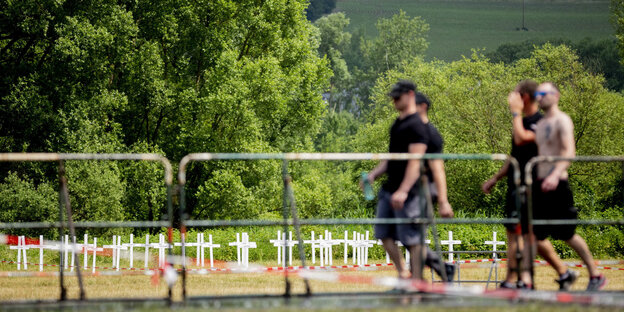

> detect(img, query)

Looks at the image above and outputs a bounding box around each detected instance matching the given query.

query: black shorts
[532,180,577,241]
[374,189,428,246]
[504,187,528,233]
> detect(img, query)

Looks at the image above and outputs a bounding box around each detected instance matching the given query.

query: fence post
[58,160,86,300]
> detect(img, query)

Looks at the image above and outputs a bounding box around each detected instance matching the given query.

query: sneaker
[499,281,516,289]
[444,263,455,283]
[586,274,607,291]
[556,270,579,291]
[516,280,533,290]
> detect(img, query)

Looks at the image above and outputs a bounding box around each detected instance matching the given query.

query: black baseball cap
[388,80,416,99]
[415,92,431,106]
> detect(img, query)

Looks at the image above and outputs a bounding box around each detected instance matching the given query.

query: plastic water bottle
[360,171,374,201]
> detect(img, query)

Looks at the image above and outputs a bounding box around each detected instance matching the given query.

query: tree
[361,10,429,73]
[486,38,624,91]
[306,0,337,21]
[359,44,624,218]
[0,0,332,225]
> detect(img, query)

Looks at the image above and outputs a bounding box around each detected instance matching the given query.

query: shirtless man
[532,82,606,291]
[483,80,576,290]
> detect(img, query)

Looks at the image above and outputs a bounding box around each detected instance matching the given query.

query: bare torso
[534,111,574,180]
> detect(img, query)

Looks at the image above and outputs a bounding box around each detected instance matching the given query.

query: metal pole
[281,160,291,299]
[57,175,67,301]
[179,184,187,301]
[166,183,174,304]
[285,167,312,296]
[421,173,446,282]
[58,160,86,300]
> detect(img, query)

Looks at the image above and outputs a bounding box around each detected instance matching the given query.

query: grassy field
[335,0,614,61]
[0,260,622,302]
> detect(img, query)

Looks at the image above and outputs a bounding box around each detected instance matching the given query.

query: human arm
[542,116,575,192]
[509,92,536,146]
[482,160,510,194]
[391,143,427,210]
[360,160,387,191]
[428,159,454,218]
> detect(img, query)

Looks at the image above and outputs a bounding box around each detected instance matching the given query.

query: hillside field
[335,0,614,61]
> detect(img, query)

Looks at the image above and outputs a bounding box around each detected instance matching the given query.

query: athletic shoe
[516,280,533,290]
[556,270,579,291]
[499,281,516,289]
[444,263,455,283]
[586,274,607,291]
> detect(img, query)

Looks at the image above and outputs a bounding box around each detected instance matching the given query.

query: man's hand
[508,91,523,115]
[359,174,375,191]
[481,178,497,194]
[438,201,454,218]
[391,190,408,210]
[541,174,560,192]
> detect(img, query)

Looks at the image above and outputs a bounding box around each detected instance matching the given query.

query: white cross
[69,236,84,272]
[270,231,298,266]
[28,235,59,272]
[103,235,128,271]
[228,232,256,268]
[175,233,199,267]
[441,231,461,262]
[304,231,318,264]
[199,233,220,268]
[150,234,173,269]
[9,236,29,270]
[82,234,90,270]
[485,231,505,259]
[122,234,145,269]
[342,231,351,264]
[83,237,103,273]
[173,233,189,267]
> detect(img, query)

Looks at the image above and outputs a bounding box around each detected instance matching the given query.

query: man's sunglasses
[534,91,556,97]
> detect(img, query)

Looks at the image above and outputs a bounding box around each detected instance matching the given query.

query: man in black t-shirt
[482,80,575,290]
[365,80,429,281]
[415,92,455,282]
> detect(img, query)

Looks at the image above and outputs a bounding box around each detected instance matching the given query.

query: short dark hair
[388,80,417,99]
[517,80,538,101]
[415,92,431,111]
[544,81,560,93]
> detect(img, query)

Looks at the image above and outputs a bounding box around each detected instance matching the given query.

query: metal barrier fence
[1,153,623,305]
[0,153,174,302]
[177,153,521,300]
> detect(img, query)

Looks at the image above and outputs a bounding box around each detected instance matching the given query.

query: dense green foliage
[1,2,623,258]
[306,0,337,21]
[0,0,331,235]
[486,38,624,91]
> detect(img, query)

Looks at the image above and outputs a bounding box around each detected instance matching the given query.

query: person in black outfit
[364,80,430,281]
[482,80,576,290]
[415,92,455,282]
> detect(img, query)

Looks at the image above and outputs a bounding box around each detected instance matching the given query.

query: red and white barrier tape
[2,257,624,276]
[297,270,624,307]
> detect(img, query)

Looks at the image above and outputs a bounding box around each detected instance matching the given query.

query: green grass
[335,0,614,61]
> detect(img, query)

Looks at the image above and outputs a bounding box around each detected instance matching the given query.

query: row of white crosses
[8,231,505,271]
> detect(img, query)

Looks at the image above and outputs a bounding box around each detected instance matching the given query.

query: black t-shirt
[508,112,543,188]
[383,113,430,195]
[424,122,443,182]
